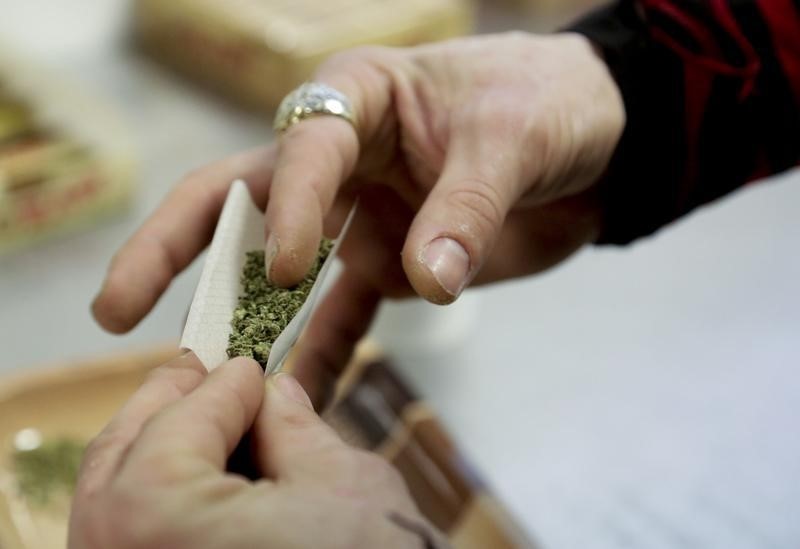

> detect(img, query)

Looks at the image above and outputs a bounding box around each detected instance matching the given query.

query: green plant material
[0,96,34,143]
[227,239,333,368]
[13,438,85,505]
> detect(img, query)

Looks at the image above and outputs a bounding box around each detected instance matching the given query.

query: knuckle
[454,97,528,156]
[173,170,216,212]
[71,479,110,546]
[347,450,413,507]
[72,484,167,549]
[322,46,388,71]
[174,167,224,217]
[446,179,506,236]
[526,116,552,151]
[303,441,364,477]
[144,361,205,394]
[501,30,531,44]
[129,451,187,487]
[352,450,403,487]
[470,92,527,136]
[520,121,553,174]
[70,503,113,549]
[278,122,312,148]
[191,383,249,432]
[278,133,341,188]
[124,229,179,288]
[83,427,130,468]
[103,487,173,549]
[278,407,319,430]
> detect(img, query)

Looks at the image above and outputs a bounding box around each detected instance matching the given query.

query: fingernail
[264,234,279,282]
[420,237,470,297]
[270,373,313,410]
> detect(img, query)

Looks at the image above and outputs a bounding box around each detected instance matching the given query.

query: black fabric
[568,0,800,245]
[730,0,800,172]
[569,2,687,244]
[676,1,750,65]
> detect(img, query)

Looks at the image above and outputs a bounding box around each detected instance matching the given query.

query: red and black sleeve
[569,0,800,244]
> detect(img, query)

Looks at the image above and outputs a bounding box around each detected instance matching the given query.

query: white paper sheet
[180,180,353,374]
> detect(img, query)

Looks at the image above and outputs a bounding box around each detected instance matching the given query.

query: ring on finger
[273,82,357,133]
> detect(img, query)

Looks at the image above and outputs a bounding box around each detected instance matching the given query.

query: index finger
[75,352,206,499]
[121,357,265,474]
[264,49,395,287]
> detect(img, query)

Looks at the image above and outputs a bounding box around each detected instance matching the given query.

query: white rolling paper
[180,179,353,374]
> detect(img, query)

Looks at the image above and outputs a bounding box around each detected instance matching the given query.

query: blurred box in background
[506,0,606,14]
[489,0,608,31]
[0,50,134,257]
[133,0,474,111]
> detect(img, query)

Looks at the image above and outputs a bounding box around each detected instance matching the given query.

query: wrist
[566,2,688,245]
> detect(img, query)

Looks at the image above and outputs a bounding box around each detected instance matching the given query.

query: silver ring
[273,82,357,133]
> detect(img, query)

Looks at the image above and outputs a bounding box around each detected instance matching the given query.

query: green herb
[13,438,85,505]
[227,239,333,368]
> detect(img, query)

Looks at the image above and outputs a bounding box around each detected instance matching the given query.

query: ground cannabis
[13,437,85,505]
[227,239,333,368]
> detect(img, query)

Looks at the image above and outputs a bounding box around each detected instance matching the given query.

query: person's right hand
[69,355,435,549]
[92,31,624,404]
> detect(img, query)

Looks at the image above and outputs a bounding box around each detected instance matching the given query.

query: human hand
[92,32,624,403]
[68,354,431,549]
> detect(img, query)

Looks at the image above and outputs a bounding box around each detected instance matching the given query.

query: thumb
[254,373,348,480]
[402,131,525,304]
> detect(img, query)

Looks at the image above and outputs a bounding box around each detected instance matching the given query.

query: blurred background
[0,0,799,547]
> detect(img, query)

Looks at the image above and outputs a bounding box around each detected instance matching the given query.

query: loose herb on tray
[227,239,333,368]
[13,437,85,505]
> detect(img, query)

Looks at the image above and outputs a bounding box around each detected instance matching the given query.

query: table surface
[1,1,799,547]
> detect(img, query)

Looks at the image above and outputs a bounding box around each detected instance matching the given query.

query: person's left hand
[68,354,429,549]
[91,32,622,407]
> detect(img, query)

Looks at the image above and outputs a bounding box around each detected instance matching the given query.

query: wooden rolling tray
[0,344,534,548]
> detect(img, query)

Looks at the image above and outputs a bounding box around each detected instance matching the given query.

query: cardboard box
[133,0,474,110]
[0,50,134,256]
